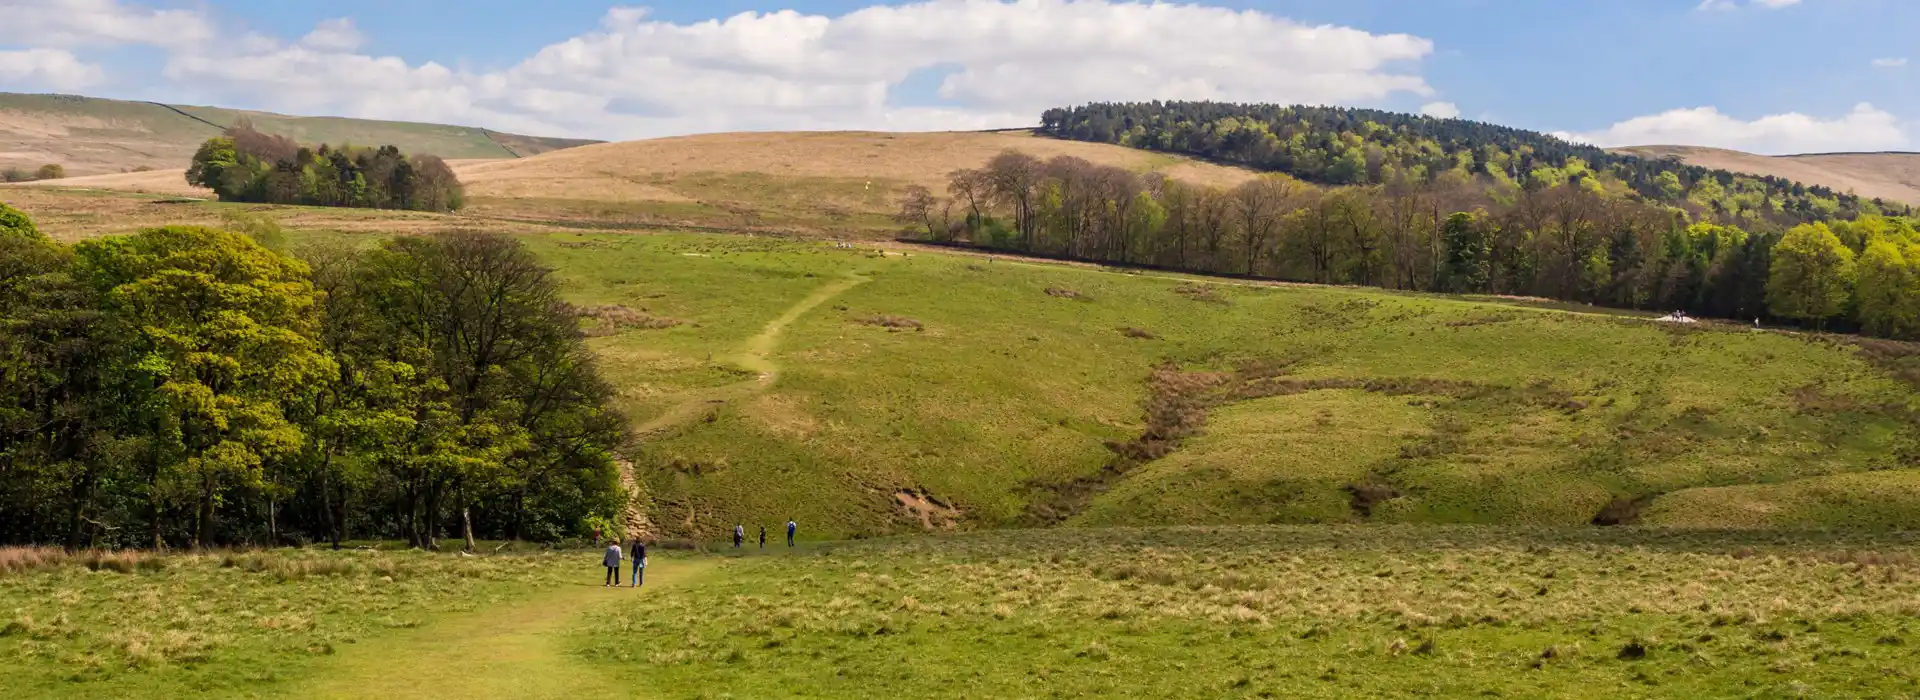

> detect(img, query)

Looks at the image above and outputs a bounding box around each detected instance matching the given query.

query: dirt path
[286,559,713,700]
[616,273,869,535]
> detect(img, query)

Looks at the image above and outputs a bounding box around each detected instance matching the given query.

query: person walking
[734,524,745,549]
[629,538,648,588]
[758,526,767,549]
[602,541,623,587]
[786,519,796,547]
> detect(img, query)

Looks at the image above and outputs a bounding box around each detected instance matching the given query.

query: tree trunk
[462,506,476,552]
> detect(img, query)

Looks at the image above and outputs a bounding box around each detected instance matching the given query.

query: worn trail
[617,272,868,535]
[284,559,713,700]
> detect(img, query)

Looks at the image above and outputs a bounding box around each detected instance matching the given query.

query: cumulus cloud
[1871,57,1908,69]
[0,0,214,49]
[1558,103,1911,155]
[0,48,105,90]
[1419,101,1460,119]
[301,18,366,53]
[142,0,1435,139]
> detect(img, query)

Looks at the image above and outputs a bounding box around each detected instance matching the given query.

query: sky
[0,0,1914,154]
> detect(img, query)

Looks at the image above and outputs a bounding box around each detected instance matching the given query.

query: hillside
[1611,145,1920,206]
[0,92,598,176]
[10,130,1262,236]
[522,232,1920,539]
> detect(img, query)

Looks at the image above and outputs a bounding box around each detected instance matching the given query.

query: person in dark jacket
[786,519,796,547]
[759,526,767,549]
[629,539,648,587]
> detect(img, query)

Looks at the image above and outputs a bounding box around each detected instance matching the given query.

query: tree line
[1040,102,1911,228]
[187,121,464,212]
[900,150,1920,336]
[0,204,627,550]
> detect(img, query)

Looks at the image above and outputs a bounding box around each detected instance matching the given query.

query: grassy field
[573,527,1920,699]
[524,232,1920,538]
[0,546,594,698]
[2,189,1916,537]
[9,530,1917,699]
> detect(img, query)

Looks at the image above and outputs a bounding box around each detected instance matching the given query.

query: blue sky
[0,0,1914,153]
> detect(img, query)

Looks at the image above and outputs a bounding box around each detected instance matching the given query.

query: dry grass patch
[569,303,682,337]
[854,314,923,331]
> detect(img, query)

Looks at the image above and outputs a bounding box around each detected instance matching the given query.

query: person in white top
[602,542,622,587]
[734,524,745,549]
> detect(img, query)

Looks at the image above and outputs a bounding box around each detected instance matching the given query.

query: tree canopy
[187,121,465,213]
[0,209,626,549]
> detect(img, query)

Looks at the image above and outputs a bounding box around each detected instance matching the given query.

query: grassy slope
[1609,145,1920,206]
[0,92,598,176]
[524,232,1920,538]
[452,130,1265,236]
[571,528,1920,699]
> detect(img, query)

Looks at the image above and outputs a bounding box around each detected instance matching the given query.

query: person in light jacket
[734,524,745,549]
[629,539,648,588]
[602,542,622,587]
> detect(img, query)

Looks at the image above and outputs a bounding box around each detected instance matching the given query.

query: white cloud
[301,18,366,53]
[1419,101,1460,119]
[1698,0,1802,10]
[1559,103,1911,155]
[146,0,1435,140]
[0,0,214,50]
[0,48,105,90]
[1871,57,1908,69]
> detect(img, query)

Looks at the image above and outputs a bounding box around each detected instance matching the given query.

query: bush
[35,164,65,181]
[0,167,29,183]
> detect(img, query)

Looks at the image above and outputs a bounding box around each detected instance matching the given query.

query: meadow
[522,231,1920,538]
[573,527,1920,699]
[0,546,591,698]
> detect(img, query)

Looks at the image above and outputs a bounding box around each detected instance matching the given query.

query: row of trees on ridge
[900,150,1920,336]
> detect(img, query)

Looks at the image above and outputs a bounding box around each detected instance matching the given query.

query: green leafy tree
[1438,212,1490,293]
[1854,238,1919,338]
[1766,223,1857,328]
[73,226,334,547]
[0,201,38,240]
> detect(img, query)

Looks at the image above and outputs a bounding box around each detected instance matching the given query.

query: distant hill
[0,92,600,176]
[1609,145,1920,207]
[1042,102,1914,222]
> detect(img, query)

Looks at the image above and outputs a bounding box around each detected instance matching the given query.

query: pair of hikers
[733,520,798,549]
[601,539,648,587]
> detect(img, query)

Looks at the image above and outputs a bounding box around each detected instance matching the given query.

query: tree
[186,137,240,195]
[896,185,939,238]
[34,164,65,181]
[72,226,334,547]
[0,201,38,240]
[1854,238,1918,338]
[1438,212,1490,293]
[1766,223,1856,328]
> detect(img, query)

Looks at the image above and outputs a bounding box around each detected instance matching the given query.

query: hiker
[734,524,745,549]
[759,525,767,549]
[787,519,797,547]
[630,538,648,588]
[592,527,602,546]
[602,540,623,587]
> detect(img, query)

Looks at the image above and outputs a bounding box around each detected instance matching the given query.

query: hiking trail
[285,559,714,700]
[616,272,869,537]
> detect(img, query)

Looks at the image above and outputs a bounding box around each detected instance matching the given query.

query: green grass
[0,548,589,698]
[526,232,1920,538]
[570,527,1920,699]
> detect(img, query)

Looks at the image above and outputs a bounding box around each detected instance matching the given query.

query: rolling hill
[1610,145,1920,206]
[0,92,599,176]
[9,129,1265,236]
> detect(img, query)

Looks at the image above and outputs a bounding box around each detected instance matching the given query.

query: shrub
[35,164,65,180]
